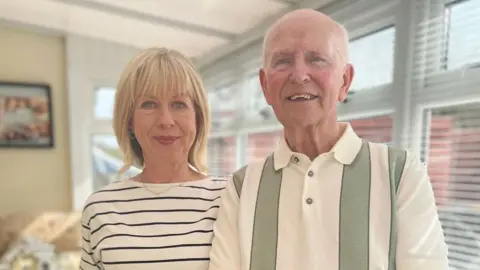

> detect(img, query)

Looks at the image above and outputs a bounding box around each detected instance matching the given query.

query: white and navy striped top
[80,176,227,270]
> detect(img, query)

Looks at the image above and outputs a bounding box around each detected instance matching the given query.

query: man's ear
[259,68,272,105]
[338,64,354,102]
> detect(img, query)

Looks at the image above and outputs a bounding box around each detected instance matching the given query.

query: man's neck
[284,121,346,160]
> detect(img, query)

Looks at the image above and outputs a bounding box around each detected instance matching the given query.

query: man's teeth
[288,94,316,100]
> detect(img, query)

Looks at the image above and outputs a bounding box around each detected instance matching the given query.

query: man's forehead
[267,28,334,53]
[262,11,348,66]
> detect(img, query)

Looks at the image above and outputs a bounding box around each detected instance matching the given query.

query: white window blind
[412,0,480,268]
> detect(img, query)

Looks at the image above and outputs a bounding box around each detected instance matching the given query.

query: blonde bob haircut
[113,47,211,174]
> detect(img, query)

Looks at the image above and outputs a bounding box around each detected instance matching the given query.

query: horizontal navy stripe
[102,243,212,251]
[94,186,141,193]
[91,217,216,235]
[103,257,210,265]
[92,229,213,250]
[84,195,220,210]
[185,185,226,191]
[86,205,220,226]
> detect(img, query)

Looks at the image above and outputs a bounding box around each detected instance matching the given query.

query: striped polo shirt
[80,176,226,270]
[209,123,449,270]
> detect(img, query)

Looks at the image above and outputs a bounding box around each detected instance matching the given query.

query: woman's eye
[172,101,187,109]
[141,101,156,108]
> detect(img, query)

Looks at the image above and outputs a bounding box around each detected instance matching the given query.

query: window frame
[205,0,399,169]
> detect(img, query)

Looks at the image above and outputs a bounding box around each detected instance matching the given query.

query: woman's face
[131,92,197,165]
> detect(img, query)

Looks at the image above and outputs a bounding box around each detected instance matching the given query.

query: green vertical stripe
[250,155,282,270]
[387,147,407,270]
[233,165,247,197]
[339,140,371,270]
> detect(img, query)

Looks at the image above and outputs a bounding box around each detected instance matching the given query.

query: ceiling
[0,0,337,67]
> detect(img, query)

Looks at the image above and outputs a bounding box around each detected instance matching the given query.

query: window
[207,137,236,177]
[247,131,283,163]
[94,87,116,120]
[349,115,393,144]
[91,135,140,191]
[208,86,237,131]
[349,27,396,91]
[425,103,480,269]
[243,76,273,123]
[445,0,480,70]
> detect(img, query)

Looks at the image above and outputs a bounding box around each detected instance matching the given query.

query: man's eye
[311,57,324,62]
[275,58,291,65]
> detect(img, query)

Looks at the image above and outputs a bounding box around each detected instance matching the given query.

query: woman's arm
[79,207,101,270]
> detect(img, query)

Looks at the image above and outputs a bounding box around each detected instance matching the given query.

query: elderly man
[208,8,449,270]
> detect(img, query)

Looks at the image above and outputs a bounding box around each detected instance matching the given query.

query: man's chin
[280,115,324,127]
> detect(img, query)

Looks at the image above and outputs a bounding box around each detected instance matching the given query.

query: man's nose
[290,61,311,84]
[156,107,175,128]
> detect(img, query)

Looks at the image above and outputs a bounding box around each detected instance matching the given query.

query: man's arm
[396,152,450,270]
[209,176,242,270]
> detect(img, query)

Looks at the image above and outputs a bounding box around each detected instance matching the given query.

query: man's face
[260,23,353,128]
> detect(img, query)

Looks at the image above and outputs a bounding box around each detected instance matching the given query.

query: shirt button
[306,198,313,204]
[308,170,314,177]
[293,156,299,162]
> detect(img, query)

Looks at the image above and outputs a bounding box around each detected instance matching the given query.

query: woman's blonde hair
[113,47,211,174]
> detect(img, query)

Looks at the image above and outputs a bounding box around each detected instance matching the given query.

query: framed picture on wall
[0,81,54,148]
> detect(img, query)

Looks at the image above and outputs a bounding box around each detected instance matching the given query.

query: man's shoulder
[362,140,420,175]
[232,156,270,178]
[363,140,409,156]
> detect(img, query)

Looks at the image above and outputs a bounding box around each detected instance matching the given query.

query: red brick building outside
[207,114,480,207]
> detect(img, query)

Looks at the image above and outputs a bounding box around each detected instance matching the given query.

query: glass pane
[91,134,140,190]
[446,0,480,70]
[209,86,237,132]
[247,131,283,163]
[426,103,480,269]
[207,137,236,177]
[94,87,116,120]
[349,115,393,144]
[349,27,395,91]
[243,76,275,123]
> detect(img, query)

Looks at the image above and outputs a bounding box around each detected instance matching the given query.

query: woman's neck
[138,160,204,184]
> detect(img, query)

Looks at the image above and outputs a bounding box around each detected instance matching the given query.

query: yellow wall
[0,24,71,215]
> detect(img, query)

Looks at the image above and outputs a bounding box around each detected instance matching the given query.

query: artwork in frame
[0,81,54,148]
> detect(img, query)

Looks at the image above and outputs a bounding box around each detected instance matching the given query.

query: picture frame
[0,81,54,148]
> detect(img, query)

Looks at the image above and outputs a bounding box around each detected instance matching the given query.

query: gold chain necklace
[138,176,185,196]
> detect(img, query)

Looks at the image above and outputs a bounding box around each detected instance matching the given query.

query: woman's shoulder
[177,175,229,193]
[81,180,139,214]
[199,175,229,187]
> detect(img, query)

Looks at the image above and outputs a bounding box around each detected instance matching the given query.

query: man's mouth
[287,93,319,101]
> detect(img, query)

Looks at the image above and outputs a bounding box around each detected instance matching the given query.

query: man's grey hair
[262,11,350,67]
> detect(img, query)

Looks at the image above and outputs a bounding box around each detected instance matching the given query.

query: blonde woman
[79,48,227,270]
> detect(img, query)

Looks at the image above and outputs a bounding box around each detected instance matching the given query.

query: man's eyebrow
[271,50,293,57]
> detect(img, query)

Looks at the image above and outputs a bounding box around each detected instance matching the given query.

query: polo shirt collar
[273,122,363,171]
